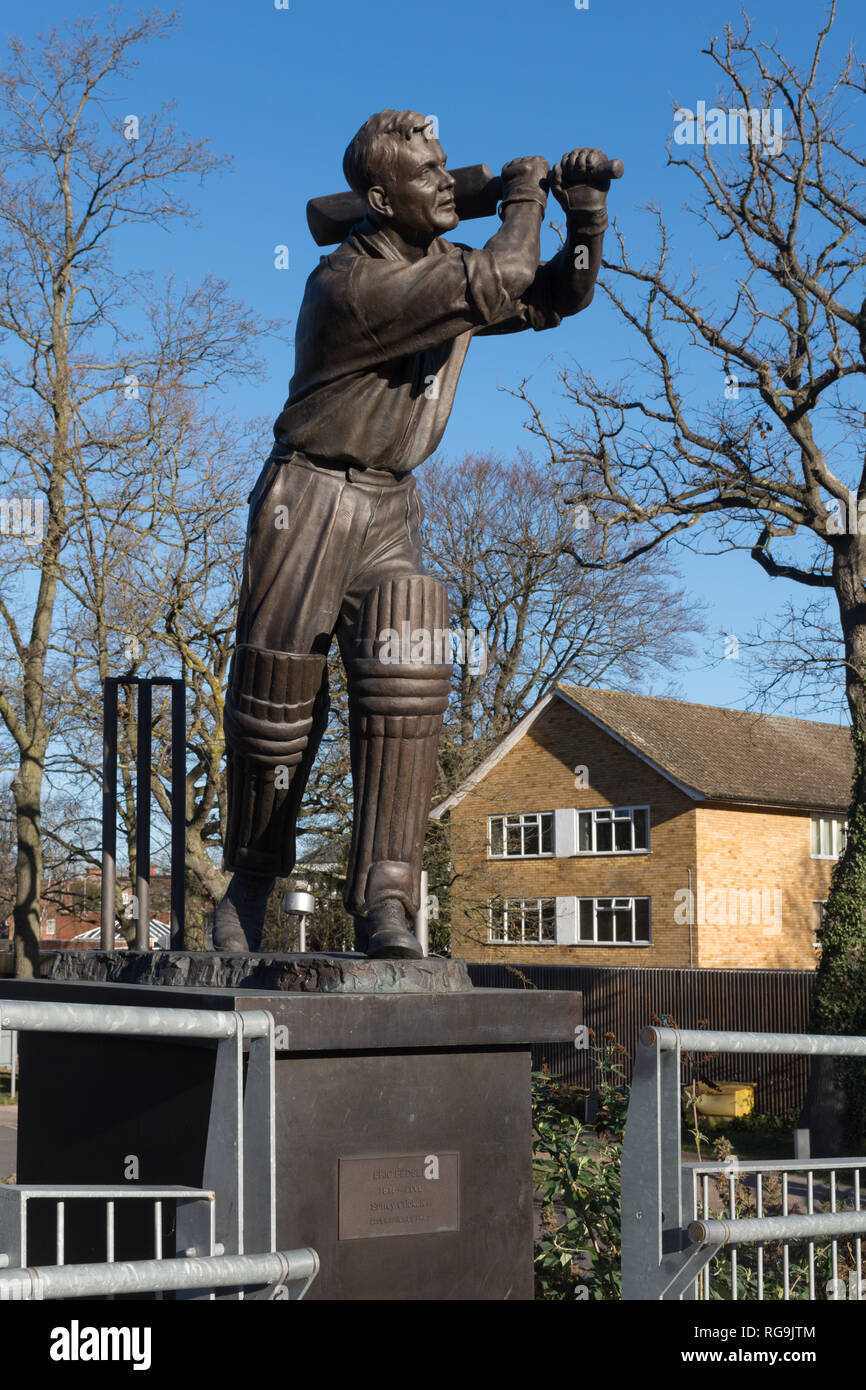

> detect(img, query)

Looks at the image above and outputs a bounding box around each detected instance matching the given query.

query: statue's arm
[330,157,554,361]
[478,155,550,298]
[535,148,609,317]
[330,156,608,359]
[476,148,611,334]
[532,219,605,318]
[474,226,604,337]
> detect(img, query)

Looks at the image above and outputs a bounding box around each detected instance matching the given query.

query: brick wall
[693,804,832,969]
[450,699,698,966]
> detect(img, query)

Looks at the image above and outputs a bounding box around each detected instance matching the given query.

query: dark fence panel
[467,963,815,1115]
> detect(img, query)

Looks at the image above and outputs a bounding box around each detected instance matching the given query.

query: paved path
[0,1106,17,1181]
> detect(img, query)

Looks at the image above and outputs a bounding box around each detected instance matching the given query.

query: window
[488,898,556,944]
[812,901,826,950]
[45,918,56,937]
[576,806,650,855]
[577,897,651,944]
[810,815,847,859]
[488,812,553,858]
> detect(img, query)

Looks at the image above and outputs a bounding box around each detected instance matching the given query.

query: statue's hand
[498,155,550,212]
[549,148,610,229]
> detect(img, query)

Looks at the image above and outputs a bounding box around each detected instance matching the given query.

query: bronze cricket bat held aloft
[306,158,625,246]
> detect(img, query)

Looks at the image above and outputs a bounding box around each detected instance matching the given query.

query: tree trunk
[800,547,866,1152]
[186,831,228,949]
[800,1056,847,1156]
[12,756,44,978]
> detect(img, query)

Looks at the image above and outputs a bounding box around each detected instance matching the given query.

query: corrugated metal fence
[467,963,815,1115]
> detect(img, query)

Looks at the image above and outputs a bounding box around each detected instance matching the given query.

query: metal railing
[0,998,318,1300]
[0,1185,216,1265]
[688,1157,866,1300]
[0,1248,318,1302]
[621,1027,866,1301]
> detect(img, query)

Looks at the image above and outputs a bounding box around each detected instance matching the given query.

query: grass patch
[683,1112,796,1162]
[0,1073,18,1104]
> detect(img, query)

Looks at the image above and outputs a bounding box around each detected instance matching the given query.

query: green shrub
[533,1034,858,1301]
[533,1034,627,1300]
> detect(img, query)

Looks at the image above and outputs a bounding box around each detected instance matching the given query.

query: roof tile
[558,685,853,811]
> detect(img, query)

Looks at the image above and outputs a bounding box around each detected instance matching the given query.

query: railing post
[134,679,152,950]
[170,678,186,950]
[100,678,119,950]
[242,1018,277,1290]
[203,1015,245,1297]
[621,1028,695,1300]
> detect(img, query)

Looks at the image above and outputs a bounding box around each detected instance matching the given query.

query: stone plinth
[1,964,581,1301]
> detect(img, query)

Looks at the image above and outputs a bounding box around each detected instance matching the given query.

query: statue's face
[375,132,458,239]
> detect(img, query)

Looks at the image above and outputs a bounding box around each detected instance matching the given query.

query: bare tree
[417,451,702,949]
[0,786,15,938]
[0,11,274,974]
[420,452,701,790]
[48,404,260,945]
[518,4,866,1143]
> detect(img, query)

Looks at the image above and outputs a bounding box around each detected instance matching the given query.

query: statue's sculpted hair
[343,110,432,199]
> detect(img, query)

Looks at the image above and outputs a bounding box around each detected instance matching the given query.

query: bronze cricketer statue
[214,110,619,959]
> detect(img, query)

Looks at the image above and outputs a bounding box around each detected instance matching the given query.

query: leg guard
[344,575,451,918]
[223,645,328,877]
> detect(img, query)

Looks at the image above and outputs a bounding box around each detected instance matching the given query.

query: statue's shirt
[273,215,562,473]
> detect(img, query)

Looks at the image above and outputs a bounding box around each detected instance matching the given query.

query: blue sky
[7,0,862,720]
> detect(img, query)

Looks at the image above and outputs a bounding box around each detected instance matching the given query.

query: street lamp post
[283,890,316,953]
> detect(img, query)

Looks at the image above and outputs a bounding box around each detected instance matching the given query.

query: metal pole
[135,679,151,950]
[0,1247,319,1301]
[690,1211,866,1246]
[100,678,118,950]
[414,869,429,957]
[644,1026,866,1057]
[0,999,273,1040]
[170,679,186,950]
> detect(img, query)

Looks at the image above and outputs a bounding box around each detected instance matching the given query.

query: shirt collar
[348,213,448,263]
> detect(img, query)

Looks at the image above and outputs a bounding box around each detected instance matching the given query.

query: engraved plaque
[338,1152,460,1240]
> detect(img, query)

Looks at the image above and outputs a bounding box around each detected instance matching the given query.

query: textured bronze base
[48,949,472,994]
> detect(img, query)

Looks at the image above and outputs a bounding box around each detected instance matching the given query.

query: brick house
[1,866,171,948]
[431,685,853,970]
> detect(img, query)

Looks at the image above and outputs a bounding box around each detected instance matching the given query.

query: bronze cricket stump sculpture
[213,110,620,960]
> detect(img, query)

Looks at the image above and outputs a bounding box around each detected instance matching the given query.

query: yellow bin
[694,1080,755,1118]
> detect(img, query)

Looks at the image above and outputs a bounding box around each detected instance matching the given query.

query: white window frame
[576,896,651,946]
[812,899,827,950]
[575,805,650,856]
[488,812,554,859]
[487,898,556,945]
[810,815,847,860]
